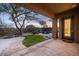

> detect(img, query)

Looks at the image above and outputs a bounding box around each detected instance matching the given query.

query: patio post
[52,18,58,39]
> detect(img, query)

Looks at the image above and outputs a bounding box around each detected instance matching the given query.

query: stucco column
[52,18,58,39]
[58,18,63,39]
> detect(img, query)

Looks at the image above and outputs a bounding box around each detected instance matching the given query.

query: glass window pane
[64,18,71,37]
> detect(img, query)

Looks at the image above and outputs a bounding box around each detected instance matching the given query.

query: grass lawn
[23,35,45,47]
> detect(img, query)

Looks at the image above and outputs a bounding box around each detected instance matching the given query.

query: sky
[0,9,52,28]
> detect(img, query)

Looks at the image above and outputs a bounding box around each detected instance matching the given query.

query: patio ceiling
[16,3,78,18]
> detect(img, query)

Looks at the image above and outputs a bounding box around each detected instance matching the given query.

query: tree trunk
[18,29,23,36]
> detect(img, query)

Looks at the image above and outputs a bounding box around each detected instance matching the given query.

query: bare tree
[0,17,5,28]
[0,18,2,26]
[38,20,48,28]
[0,3,38,35]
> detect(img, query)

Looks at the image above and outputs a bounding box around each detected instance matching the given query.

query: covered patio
[0,3,79,56]
[16,3,79,42]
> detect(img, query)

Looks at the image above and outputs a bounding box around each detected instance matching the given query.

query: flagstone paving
[0,37,79,56]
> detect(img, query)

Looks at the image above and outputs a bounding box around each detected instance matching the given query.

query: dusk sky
[0,8,52,28]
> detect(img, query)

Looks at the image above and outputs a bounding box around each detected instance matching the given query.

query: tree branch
[20,17,26,28]
[14,13,24,18]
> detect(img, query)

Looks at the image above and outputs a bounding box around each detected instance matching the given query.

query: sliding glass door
[64,18,71,37]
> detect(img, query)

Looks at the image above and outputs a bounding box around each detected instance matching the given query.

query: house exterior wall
[56,7,79,42]
[74,14,79,42]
